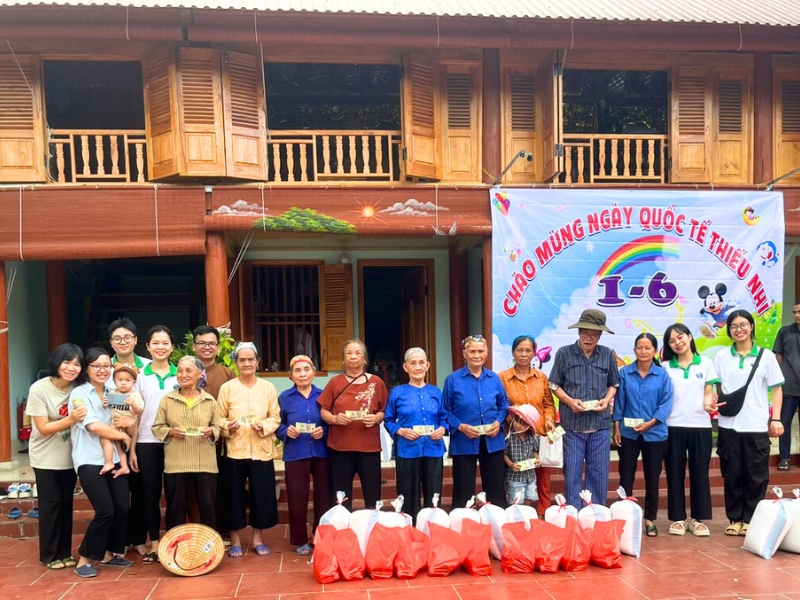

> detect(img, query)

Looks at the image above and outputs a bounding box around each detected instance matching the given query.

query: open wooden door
[401,54,442,180]
[0,54,46,182]
[538,51,563,182]
[144,46,180,180]
[222,50,268,180]
[319,263,354,372]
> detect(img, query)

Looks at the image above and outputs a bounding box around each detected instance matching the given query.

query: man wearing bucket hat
[548,309,619,509]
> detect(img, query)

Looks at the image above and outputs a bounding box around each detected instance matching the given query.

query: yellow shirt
[217,377,281,462]
[151,389,220,474]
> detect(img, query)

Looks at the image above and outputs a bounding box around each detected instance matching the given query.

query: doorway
[358,260,436,389]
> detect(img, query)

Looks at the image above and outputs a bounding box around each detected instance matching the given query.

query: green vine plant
[170,328,239,375]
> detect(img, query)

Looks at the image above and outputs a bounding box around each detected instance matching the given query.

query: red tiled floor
[238,570,323,596]
[536,575,648,600]
[455,580,552,600]
[60,578,159,600]
[370,584,461,600]
[4,582,75,600]
[148,574,243,600]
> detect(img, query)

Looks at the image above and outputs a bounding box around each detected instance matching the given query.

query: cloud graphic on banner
[380,199,448,217]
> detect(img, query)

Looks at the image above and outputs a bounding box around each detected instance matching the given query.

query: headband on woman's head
[231,341,258,360]
[289,355,314,371]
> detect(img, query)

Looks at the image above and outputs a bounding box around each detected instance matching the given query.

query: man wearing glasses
[109,318,151,369]
[193,325,236,401]
[548,309,619,509]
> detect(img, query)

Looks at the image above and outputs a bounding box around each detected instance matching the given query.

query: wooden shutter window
[0,54,45,182]
[222,50,267,180]
[320,263,353,372]
[677,75,706,135]
[143,47,179,179]
[410,62,435,128]
[782,81,800,134]
[446,73,471,129]
[401,54,441,180]
[718,80,743,134]
[511,74,536,131]
[180,51,217,126]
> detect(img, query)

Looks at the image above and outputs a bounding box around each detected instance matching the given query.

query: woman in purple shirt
[276,355,330,555]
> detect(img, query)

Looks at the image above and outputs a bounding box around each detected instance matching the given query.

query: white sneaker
[7,482,20,499]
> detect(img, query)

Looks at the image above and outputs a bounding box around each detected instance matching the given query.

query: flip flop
[46,559,67,570]
[8,507,22,520]
[63,557,78,568]
[645,523,658,537]
[228,545,243,558]
[254,544,270,556]
[296,543,313,556]
[142,552,159,564]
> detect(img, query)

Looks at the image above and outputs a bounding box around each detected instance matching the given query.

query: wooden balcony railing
[49,130,147,184]
[560,134,669,184]
[268,130,403,183]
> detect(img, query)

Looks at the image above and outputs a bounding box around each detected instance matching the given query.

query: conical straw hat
[158,523,225,577]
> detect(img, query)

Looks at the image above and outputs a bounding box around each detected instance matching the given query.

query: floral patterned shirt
[317,373,388,452]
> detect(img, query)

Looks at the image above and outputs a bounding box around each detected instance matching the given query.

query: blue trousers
[563,429,610,509]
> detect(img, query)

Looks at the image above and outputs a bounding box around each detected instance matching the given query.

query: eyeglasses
[462,334,486,348]
[730,323,751,331]
[110,335,134,344]
[89,363,112,371]
[579,330,602,340]
[195,341,219,348]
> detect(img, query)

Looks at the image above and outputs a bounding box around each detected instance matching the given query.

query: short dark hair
[511,335,536,353]
[46,343,84,378]
[84,347,111,365]
[662,323,698,362]
[146,325,174,344]
[193,325,220,343]
[726,310,756,341]
[108,318,137,338]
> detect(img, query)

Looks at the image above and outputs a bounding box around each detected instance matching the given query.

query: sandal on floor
[62,557,77,568]
[228,545,243,558]
[689,519,711,537]
[669,521,686,536]
[46,559,67,570]
[253,544,270,556]
[725,521,743,536]
[142,552,159,564]
[646,523,658,537]
[739,523,749,537]
[296,543,313,556]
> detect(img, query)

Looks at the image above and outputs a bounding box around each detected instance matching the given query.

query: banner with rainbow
[491,189,784,370]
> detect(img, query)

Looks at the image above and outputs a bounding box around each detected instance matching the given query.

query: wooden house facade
[0,0,799,461]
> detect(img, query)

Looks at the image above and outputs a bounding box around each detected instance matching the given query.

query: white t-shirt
[665,355,718,428]
[25,377,75,470]
[135,363,178,445]
[713,345,784,433]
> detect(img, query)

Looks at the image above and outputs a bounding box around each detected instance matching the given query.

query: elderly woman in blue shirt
[277,354,331,556]
[444,334,509,509]
[613,333,674,537]
[384,347,447,520]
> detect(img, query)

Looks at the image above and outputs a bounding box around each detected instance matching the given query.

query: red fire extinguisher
[18,398,31,442]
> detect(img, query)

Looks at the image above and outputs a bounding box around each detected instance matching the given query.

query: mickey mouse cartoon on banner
[698,283,738,339]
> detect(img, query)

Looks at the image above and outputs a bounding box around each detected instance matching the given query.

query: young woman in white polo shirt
[712,310,784,537]
[663,323,719,537]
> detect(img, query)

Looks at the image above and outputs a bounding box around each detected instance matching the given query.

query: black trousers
[717,427,771,524]
[33,467,77,564]
[126,468,147,546]
[329,449,381,511]
[618,435,667,522]
[285,457,332,546]
[134,443,165,542]
[779,395,800,459]
[77,464,129,561]
[451,437,507,509]
[215,447,232,533]
[395,456,443,521]
[228,458,279,531]
[164,472,217,531]
[665,427,713,522]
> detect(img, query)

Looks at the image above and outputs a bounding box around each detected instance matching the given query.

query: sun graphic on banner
[355,198,386,225]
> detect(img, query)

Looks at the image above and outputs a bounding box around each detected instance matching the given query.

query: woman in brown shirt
[498,335,556,517]
[318,339,388,510]
[151,356,220,531]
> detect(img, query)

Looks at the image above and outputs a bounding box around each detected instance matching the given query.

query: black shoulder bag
[717,348,764,417]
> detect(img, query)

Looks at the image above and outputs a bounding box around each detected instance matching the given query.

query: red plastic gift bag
[528,518,568,573]
[590,519,624,569]
[395,526,430,579]
[334,528,365,581]
[461,519,493,576]
[559,517,592,572]
[313,525,340,584]
[500,521,536,574]
[365,523,401,579]
[427,522,467,576]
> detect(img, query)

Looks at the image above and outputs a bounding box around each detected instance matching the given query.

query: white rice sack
[477,491,507,559]
[378,495,413,528]
[450,496,481,532]
[779,489,800,554]
[577,489,612,530]
[317,491,351,533]
[504,490,539,530]
[544,494,578,528]
[609,486,643,558]
[744,487,793,559]
[416,493,451,537]
[350,501,382,556]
